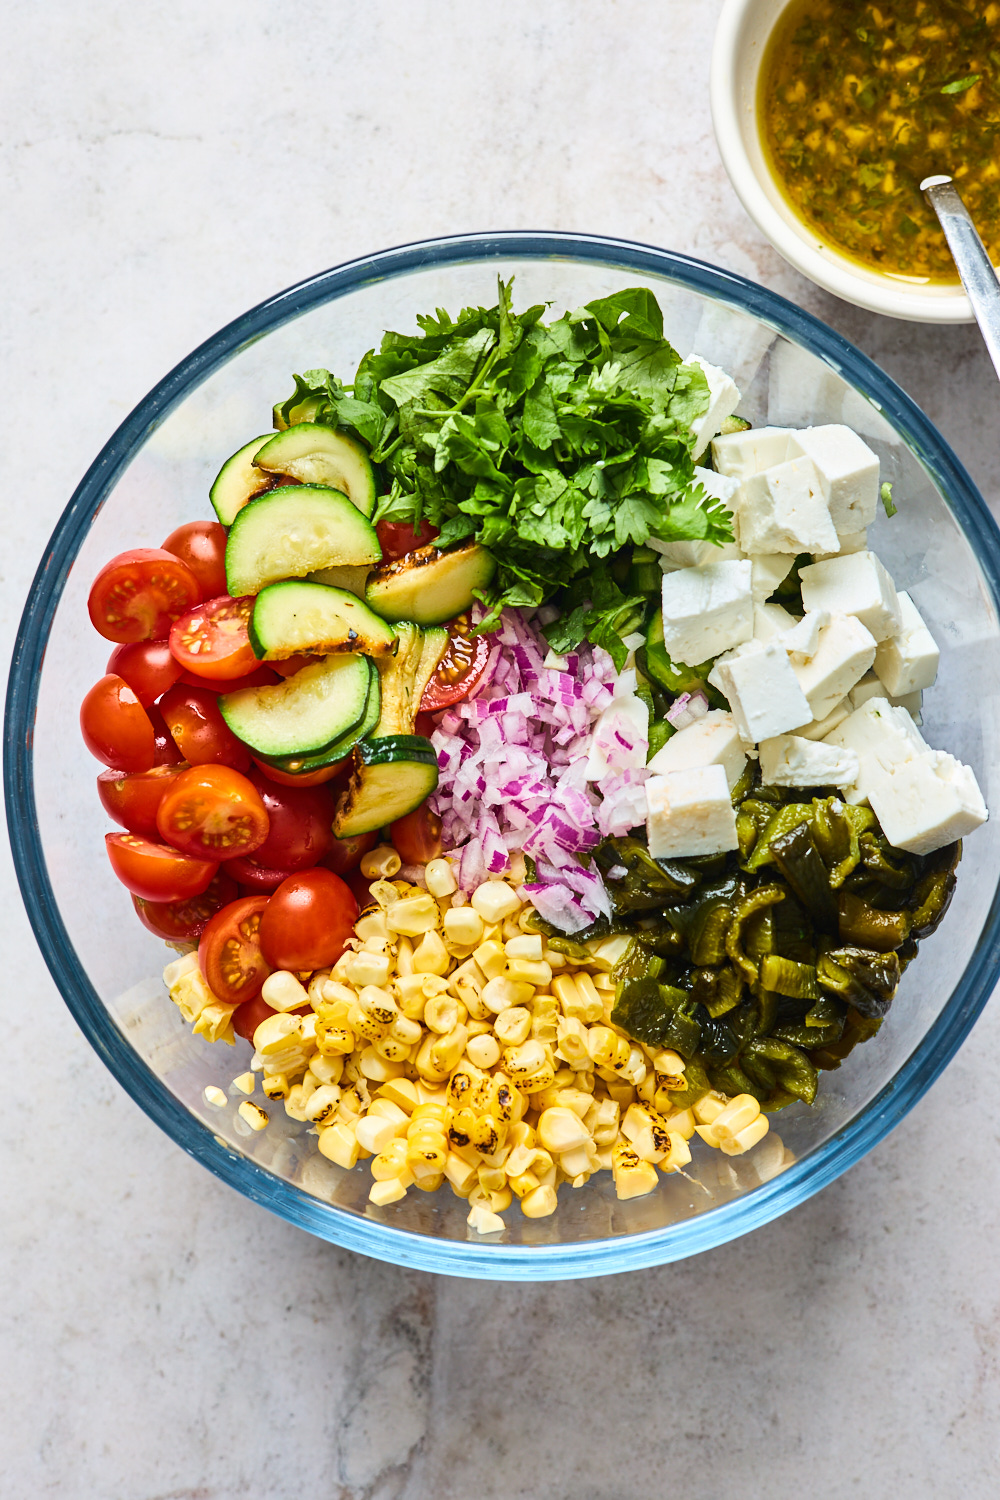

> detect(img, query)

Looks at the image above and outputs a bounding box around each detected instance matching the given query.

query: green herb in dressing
[760,0,1000,283]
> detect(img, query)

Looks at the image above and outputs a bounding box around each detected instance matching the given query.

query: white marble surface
[4,2,1000,1495]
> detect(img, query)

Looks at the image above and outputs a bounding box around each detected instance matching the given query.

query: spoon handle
[922,174,1000,379]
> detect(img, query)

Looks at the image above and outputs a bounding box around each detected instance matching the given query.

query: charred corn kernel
[504,933,543,960]
[284,1083,313,1122]
[444,1151,478,1192]
[409,1101,448,1128]
[589,935,633,972]
[252,1012,301,1055]
[483,976,534,1014]
[506,958,552,988]
[720,1114,770,1156]
[355,909,390,942]
[694,1091,730,1126]
[424,993,462,1034]
[612,1139,658,1200]
[623,1046,647,1088]
[502,1038,547,1081]
[521,1183,558,1218]
[261,971,309,1013]
[425,857,458,897]
[429,1024,469,1075]
[371,1137,411,1180]
[470,881,520,924]
[347,1002,387,1044]
[555,1015,590,1067]
[651,1048,685,1075]
[637,1073,657,1104]
[262,1073,290,1101]
[231,1071,257,1095]
[508,1170,541,1199]
[413,929,450,976]
[586,1025,630,1070]
[377,1076,419,1114]
[447,1065,482,1109]
[467,1203,506,1233]
[316,1022,355,1057]
[386,893,440,935]
[659,1131,692,1172]
[361,845,402,879]
[473,941,508,982]
[712,1094,760,1142]
[407,1136,448,1178]
[393,973,430,1018]
[344,950,393,989]
[413,1171,445,1192]
[663,1106,696,1141]
[304,1084,342,1126]
[369,1177,408,1206]
[606,1078,637,1109]
[466,1032,501,1069]
[203,1085,227,1108]
[493,1006,532,1047]
[538,1106,591,1154]
[357,985,398,1026]
[443,906,484,947]
[448,1104,478,1145]
[356,1113,400,1154]
[469,1114,506,1155]
[387,1014,422,1048]
[238,1101,269,1131]
[359,1046,405,1082]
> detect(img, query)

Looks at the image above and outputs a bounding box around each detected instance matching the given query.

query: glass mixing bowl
[7,233,1000,1279]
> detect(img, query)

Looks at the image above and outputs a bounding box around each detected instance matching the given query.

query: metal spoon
[921,174,1000,378]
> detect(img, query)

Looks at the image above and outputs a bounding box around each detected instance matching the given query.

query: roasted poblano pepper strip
[661,1000,703,1059]
[611,938,665,987]
[816,944,900,1018]
[730,761,756,806]
[759,955,820,1000]
[909,842,960,938]
[710,1060,771,1105]
[744,1037,818,1104]
[659,1056,711,1110]
[692,964,744,1018]
[772,1018,845,1049]
[688,894,735,967]
[726,885,785,982]
[858,830,915,890]
[770,823,838,931]
[811,798,876,887]
[743,803,812,871]
[610,976,674,1045]
[838,891,911,952]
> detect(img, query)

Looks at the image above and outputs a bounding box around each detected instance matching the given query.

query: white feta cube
[651,469,743,569]
[758,734,860,789]
[647,710,747,790]
[796,699,852,741]
[754,601,799,642]
[788,425,880,532]
[781,609,829,661]
[660,559,753,667]
[824,696,928,806]
[684,356,742,460]
[811,529,868,563]
[708,640,812,743]
[738,457,840,556]
[873,590,940,696]
[868,750,987,856]
[850,671,923,719]
[790,612,877,720]
[799,550,901,643]
[646,765,739,858]
[710,426,798,479]
[751,553,794,603]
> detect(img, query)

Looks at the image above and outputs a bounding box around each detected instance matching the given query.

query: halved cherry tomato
[106,641,183,706]
[247,770,336,871]
[321,829,378,876]
[98,762,189,839]
[269,654,319,679]
[148,705,184,765]
[132,869,238,941]
[258,869,358,971]
[161,521,228,600]
[158,682,251,770]
[199,895,271,1006]
[390,804,443,865]
[376,518,439,560]
[419,614,492,712]
[88,549,201,644]
[230,991,309,1044]
[344,866,376,910]
[169,594,258,682]
[179,664,281,694]
[222,855,299,892]
[81,675,155,771]
[156,765,269,861]
[414,711,437,739]
[252,755,346,788]
[105,832,217,901]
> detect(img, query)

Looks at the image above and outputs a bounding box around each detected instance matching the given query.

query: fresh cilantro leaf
[880,481,897,518]
[941,74,980,95]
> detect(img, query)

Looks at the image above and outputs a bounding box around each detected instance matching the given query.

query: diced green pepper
[838,891,911,951]
[759,955,820,1000]
[726,884,786,982]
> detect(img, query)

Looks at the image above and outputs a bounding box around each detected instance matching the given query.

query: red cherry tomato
[148,705,184,765]
[169,594,259,682]
[81,675,155,771]
[269,654,319,679]
[179,664,281,694]
[132,869,238,941]
[252,755,346,788]
[414,711,437,739]
[161,521,228,600]
[247,770,336,871]
[98,762,189,839]
[158,682,251,770]
[230,991,309,1044]
[344,866,376,909]
[106,640,183,706]
[222,855,299,892]
[105,832,217,901]
[390,804,443,865]
[321,829,378,876]
[199,895,271,1006]
[419,615,493,711]
[155,764,269,861]
[375,518,439,560]
[258,869,358,971]
[88,549,201,644]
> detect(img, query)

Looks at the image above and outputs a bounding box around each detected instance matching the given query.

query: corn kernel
[262,1073,290,1101]
[369,1177,408,1206]
[538,1106,591,1154]
[720,1114,770,1156]
[412,1172,445,1192]
[444,1151,478,1192]
[424,993,461,1034]
[586,1025,630,1070]
[356,1113,400,1154]
[467,1203,506,1234]
[660,1130,693,1172]
[261,970,310,1013]
[470,881,521,924]
[315,1023,355,1057]
[413,928,450,976]
[612,1139,658,1200]
[377,1076,419,1114]
[520,1183,558,1218]
[425,858,458,897]
[504,933,543,960]
[506,958,552,987]
[482,975,534,1014]
[355,909,390,942]
[693,1090,729,1125]
[444,906,485,947]
[357,984,398,1026]
[203,1085,227,1109]
[555,1015,591,1068]
[588,935,633,971]
[472,940,508,982]
[712,1093,760,1142]
[237,1101,269,1132]
[493,1006,532,1047]
[663,1106,696,1141]
[386,893,440,935]
[252,1012,302,1055]
[359,1046,405,1083]
[231,1072,257,1096]
[429,1025,469,1075]
[303,1084,342,1126]
[344,950,393,989]
[695,1123,723,1149]
[371,1137,410,1181]
[466,1032,501,1069]
[361,845,402,879]
[508,1170,540,1199]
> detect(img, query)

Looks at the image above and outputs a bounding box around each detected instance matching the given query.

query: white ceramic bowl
[710,0,973,324]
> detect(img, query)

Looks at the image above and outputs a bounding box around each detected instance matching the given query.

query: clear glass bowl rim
[7,230,1000,1280]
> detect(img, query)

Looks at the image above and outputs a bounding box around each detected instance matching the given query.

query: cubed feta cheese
[781,609,829,660]
[753,601,799,642]
[751,553,794,603]
[799,550,901,642]
[660,559,753,667]
[708,639,812,743]
[683,356,742,460]
[710,425,798,479]
[868,750,987,856]
[788,425,880,532]
[646,764,739,858]
[850,671,923,719]
[758,734,860,789]
[873,590,940,695]
[824,695,928,806]
[790,611,877,720]
[651,468,742,569]
[647,709,747,790]
[796,699,852,741]
[738,457,840,555]
[811,529,868,563]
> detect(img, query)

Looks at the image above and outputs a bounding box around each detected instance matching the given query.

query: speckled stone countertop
[4,3,1000,1495]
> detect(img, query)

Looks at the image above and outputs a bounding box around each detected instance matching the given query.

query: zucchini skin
[333,735,439,838]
